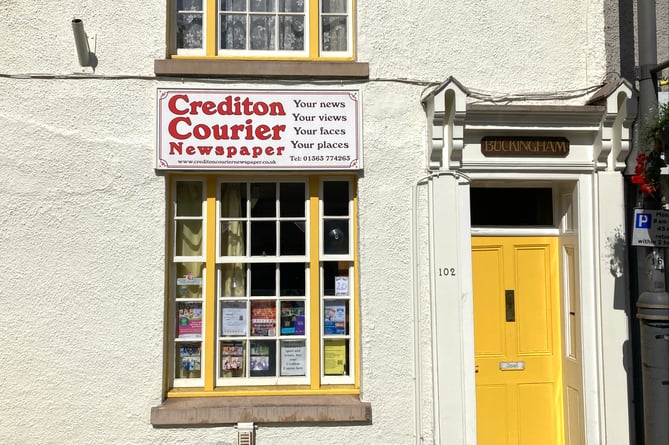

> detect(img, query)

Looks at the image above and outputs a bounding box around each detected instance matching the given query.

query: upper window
[170,175,358,394]
[173,0,353,59]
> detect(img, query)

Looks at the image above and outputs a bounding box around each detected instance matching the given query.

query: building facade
[0,1,651,444]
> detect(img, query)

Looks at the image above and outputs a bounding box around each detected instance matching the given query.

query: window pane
[178,0,203,9]
[176,342,202,378]
[280,263,305,296]
[280,340,306,376]
[279,16,304,50]
[251,0,275,12]
[321,0,346,13]
[176,220,203,256]
[251,300,277,336]
[470,188,554,226]
[323,261,350,296]
[176,182,203,217]
[280,0,304,13]
[324,299,348,335]
[250,263,276,296]
[321,16,347,52]
[323,181,348,216]
[251,183,276,217]
[221,341,245,377]
[177,14,203,49]
[221,301,248,336]
[250,15,276,50]
[176,262,203,298]
[221,221,245,256]
[323,339,348,375]
[280,221,305,255]
[221,183,247,217]
[221,15,247,49]
[279,182,305,217]
[251,221,276,255]
[221,0,246,11]
[250,340,276,376]
[221,263,246,296]
[280,301,305,334]
[323,219,348,254]
[177,302,203,338]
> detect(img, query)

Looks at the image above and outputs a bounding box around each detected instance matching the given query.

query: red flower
[633,150,665,196]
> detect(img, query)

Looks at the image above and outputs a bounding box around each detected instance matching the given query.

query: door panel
[473,237,563,445]
[476,385,509,444]
[560,244,585,445]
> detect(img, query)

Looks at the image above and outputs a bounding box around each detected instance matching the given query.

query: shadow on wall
[605,225,640,444]
[606,226,629,312]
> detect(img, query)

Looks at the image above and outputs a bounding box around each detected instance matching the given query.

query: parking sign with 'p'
[635,213,651,229]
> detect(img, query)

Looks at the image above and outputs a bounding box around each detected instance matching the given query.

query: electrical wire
[0,71,608,104]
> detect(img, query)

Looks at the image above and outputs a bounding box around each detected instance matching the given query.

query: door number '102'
[438,267,456,277]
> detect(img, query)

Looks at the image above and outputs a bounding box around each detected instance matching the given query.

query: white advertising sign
[632,208,669,247]
[156,89,362,170]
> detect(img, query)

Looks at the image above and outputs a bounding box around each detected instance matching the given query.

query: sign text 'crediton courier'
[156,89,362,170]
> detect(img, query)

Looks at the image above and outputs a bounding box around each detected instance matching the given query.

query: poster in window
[251,301,277,336]
[178,343,201,378]
[178,302,202,338]
[280,340,306,376]
[250,341,276,377]
[323,301,346,335]
[324,339,347,375]
[221,341,245,377]
[221,301,247,336]
[280,301,305,335]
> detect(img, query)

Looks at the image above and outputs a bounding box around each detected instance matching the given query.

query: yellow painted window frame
[170,0,356,61]
[166,174,360,398]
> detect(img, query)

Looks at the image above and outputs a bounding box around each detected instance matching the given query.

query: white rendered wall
[0,1,630,444]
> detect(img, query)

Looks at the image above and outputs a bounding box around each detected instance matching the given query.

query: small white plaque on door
[499,361,525,371]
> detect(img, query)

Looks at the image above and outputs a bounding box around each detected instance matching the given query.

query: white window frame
[319,177,355,384]
[215,178,311,386]
[173,0,208,56]
[168,175,358,391]
[171,0,354,59]
[172,178,208,388]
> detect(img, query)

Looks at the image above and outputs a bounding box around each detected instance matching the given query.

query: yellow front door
[473,237,563,445]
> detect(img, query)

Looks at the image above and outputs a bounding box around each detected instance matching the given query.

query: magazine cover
[251,301,277,336]
[179,343,201,378]
[280,301,305,335]
[178,302,203,338]
[221,341,244,377]
[323,301,346,335]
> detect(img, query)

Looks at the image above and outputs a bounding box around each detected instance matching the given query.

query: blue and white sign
[632,208,669,247]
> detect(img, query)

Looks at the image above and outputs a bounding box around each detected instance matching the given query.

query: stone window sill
[154,59,369,80]
[151,394,372,426]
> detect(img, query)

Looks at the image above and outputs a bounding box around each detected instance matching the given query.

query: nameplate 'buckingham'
[481,136,569,157]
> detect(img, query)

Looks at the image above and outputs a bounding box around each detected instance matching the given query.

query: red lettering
[202,101,216,115]
[271,125,286,140]
[167,94,190,115]
[169,141,183,154]
[192,124,210,139]
[168,117,191,139]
